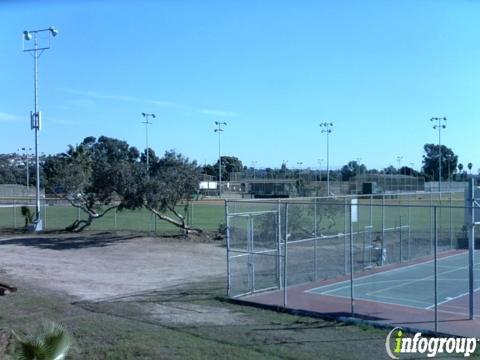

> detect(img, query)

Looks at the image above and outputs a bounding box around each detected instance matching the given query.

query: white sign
[351,198,358,223]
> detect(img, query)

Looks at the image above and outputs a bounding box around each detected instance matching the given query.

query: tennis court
[243,250,480,337]
[308,250,480,311]
[226,191,480,337]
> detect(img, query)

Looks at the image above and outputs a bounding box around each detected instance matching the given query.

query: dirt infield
[0,232,226,301]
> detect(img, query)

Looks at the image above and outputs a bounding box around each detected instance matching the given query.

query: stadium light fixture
[22,26,59,231]
[430,117,447,193]
[214,121,227,197]
[319,122,334,196]
[141,113,156,177]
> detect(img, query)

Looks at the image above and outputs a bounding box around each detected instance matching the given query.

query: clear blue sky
[1,0,480,172]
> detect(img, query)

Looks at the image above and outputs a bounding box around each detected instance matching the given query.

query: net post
[114,207,117,229]
[350,202,354,317]
[434,205,438,332]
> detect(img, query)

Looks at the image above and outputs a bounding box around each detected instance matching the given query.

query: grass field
[0,278,401,359]
[0,201,225,234]
[0,232,403,359]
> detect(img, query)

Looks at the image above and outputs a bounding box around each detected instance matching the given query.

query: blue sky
[1,0,480,171]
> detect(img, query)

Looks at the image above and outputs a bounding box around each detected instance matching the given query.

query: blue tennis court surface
[308,251,480,311]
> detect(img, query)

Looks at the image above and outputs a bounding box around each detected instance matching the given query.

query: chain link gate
[227,207,281,298]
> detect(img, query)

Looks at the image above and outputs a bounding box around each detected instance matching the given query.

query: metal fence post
[369,195,373,228]
[43,201,46,230]
[283,203,289,308]
[344,198,348,274]
[468,179,475,320]
[251,215,256,292]
[277,199,282,289]
[408,196,411,260]
[434,206,438,332]
[381,195,385,266]
[114,208,117,229]
[13,199,16,229]
[350,202,355,317]
[399,216,403,263]
[314,198,318,279]
[430,192,433,254]
[450,191,453,249]
[225,200,231,297]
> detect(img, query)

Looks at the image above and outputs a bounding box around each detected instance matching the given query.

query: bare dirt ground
[0,232,226,302]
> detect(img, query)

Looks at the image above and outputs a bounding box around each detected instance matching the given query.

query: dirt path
[0,232,226,301]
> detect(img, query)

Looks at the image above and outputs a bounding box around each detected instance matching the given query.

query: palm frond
[13,321,72,360]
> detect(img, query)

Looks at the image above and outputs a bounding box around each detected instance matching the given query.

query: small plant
[12,321,73,360]
[217,222,227,236]
[20,206,34,228]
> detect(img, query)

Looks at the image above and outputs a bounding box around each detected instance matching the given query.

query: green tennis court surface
[308,251,480,311]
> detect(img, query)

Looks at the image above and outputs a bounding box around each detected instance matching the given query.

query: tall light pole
[297,162,303,180]
[431,117,447,193]
[18,147,32,191]
[215,121,227,197]
[282,160,288,178]
[251,160,257,179]
[320,122,334,196]
[23,26,59,231]
[396,156,403,192]
[141,112,156,177]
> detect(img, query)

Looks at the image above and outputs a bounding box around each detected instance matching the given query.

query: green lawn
[0,201,225,235]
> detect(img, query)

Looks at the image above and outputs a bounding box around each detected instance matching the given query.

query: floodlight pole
[23,27,58,231]
[431,117,447,193]
[141,112,156,177]
[215,121,227,197]
[320,122,334,196]
[252,160,257,179]
[396,156,403,192]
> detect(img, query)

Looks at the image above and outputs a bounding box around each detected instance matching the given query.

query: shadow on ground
[0,232,139,250]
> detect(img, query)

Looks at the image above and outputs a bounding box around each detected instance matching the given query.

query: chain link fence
[0,197,225,234]
[226,189,479,335]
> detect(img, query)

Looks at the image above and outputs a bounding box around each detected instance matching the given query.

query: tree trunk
[146,206,203,236]
[65,205,117,232]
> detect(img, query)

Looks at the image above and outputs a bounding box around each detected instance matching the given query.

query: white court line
[306,250,472,295]
[312,291,429,310]
[366,266,471,296]
[426,286,480,310]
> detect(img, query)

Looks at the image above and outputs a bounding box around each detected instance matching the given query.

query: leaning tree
[123,150,202,235]
[44,136,140,232]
